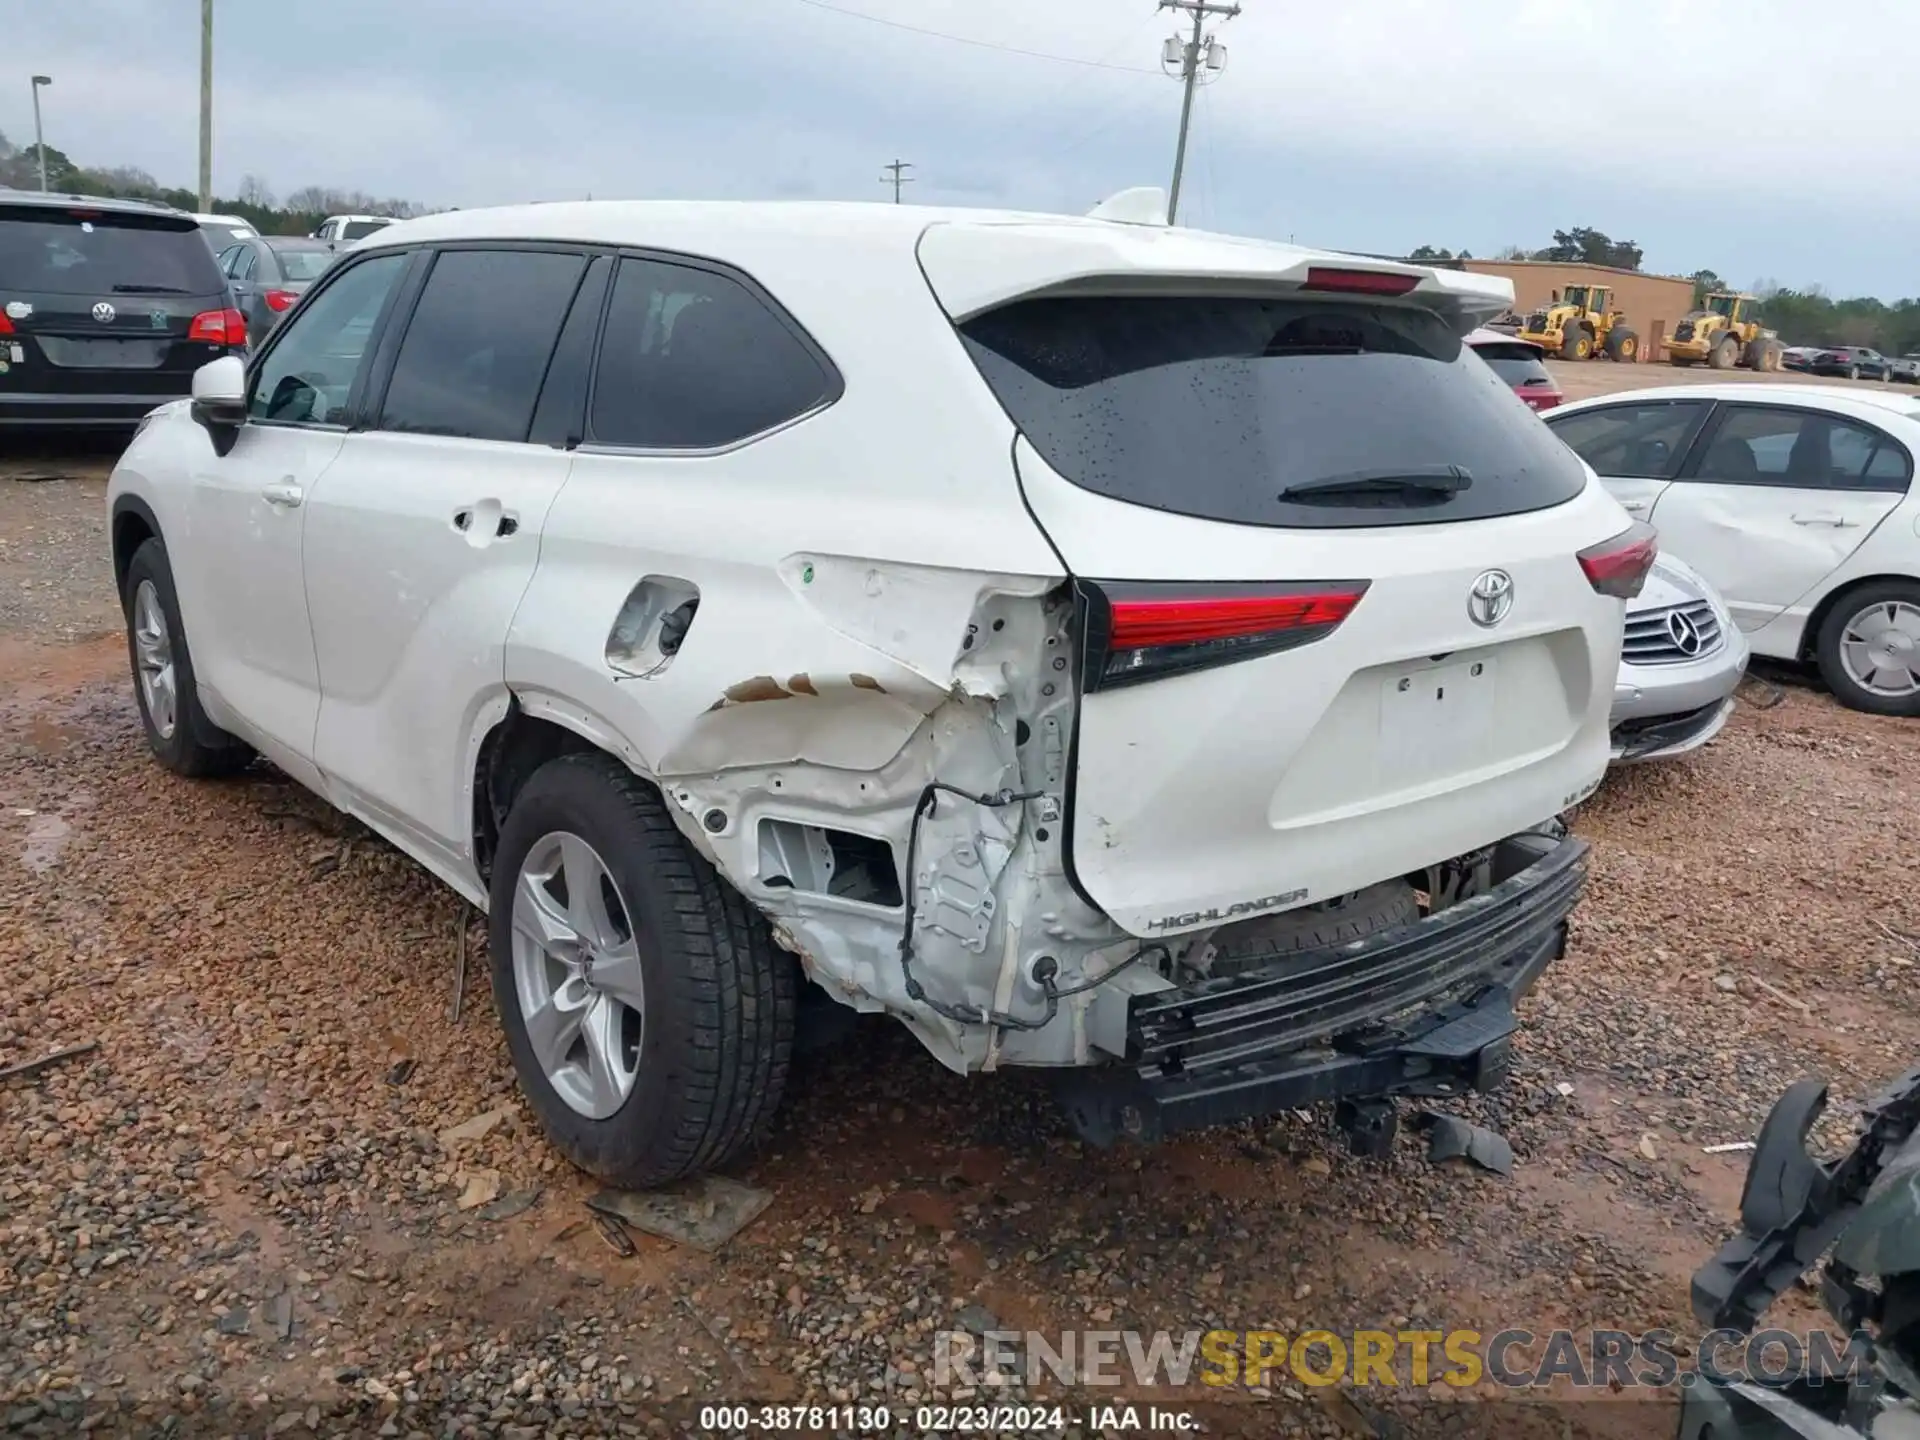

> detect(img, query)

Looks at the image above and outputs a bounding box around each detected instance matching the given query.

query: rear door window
[0,205,227,297]
[1686,405,1912,493]
[1545,400,1711,479]
[587,256,837,449]
[377,248,587,443]
[959,294,1592,528]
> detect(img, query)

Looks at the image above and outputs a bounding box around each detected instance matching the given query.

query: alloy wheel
[1839,600,1920,698]
[131,580,178,740]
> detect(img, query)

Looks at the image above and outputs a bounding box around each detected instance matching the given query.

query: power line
[880,158,914,204]
[787,0,1158,73]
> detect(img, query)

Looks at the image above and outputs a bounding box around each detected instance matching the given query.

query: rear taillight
[0,312,11,335]
[188,307,246,346]
[1532,392,1562,411]
[1577,521,1658,600]
[1300,266,1420,297]
[1078,580,1370,691]
[263,289,298,313]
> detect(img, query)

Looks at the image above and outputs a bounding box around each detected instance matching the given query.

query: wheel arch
[1797,572,1920,662]
[109,493,163,596]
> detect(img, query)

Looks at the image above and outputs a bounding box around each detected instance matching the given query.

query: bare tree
[237,173,276,208]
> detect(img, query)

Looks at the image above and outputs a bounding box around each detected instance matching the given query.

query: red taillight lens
[1532,392,1563,411]
[1080,580,1370,690]
[188,307,246,346]
[0,312,12,335]
[1578,521,1658,600]
[263,289,298,313]
[1300,266,1420,297]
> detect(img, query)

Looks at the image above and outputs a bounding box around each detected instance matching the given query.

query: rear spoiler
[918,222,1517,335]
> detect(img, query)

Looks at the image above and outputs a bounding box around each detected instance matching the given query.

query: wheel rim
[1839,600,1920,698]
[509,831,645,1120]
[131,580,178,740]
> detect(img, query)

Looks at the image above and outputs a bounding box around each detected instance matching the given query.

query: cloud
[6,0,1916,296]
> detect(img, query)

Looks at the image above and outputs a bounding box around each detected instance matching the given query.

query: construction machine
[1666,291,1784,371]
[1516,283,1640,362]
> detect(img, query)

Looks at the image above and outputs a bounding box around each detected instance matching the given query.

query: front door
[1647,403,1911,631]
[303,246,599,876]
[182,249,412,782]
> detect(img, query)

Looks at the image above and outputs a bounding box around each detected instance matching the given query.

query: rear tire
[1709,334,1739,370]
[120,538,254,778]
[1813,580,1920,718]
[1848,364,1861,381]
[487,752,797,1188]
[1605,327,1639,362]
[1206,880,1420,974]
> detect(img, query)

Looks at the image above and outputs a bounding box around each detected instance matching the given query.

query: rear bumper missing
[1053,831,1587,1147]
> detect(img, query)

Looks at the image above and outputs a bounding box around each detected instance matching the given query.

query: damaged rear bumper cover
[1054,831,1588,1146]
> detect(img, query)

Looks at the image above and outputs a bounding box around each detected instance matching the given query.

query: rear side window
[959,295,1591,528]
[1691,405,1912,493]
[1546,401,1709,479]
[273,249,333,282]
[0,206,227,297]
[588,257,836,450]
[1471,342,1553,388]
[379,249,587,443]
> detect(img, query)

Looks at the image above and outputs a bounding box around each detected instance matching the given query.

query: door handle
[261,483,303,509]
[1791,513,1858,528]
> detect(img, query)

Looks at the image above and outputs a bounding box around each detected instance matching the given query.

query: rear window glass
[0,207,227,297]
[341,220,392,241]
[273,249,333,281]
[1471,342,1553,388]
[960,295,1590,529]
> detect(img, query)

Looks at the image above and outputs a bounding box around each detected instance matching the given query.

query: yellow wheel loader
[1516,284,1640,362]
[1667,292,1784,371]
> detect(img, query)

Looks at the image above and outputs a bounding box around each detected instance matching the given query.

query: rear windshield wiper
[1279,465,1473,502]
[110,283,192,294]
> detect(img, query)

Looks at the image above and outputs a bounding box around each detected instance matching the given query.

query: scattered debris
[1749,974,1812,1015]
[1713,972,1740,993]
[954,1304,1001,1336]
[1554,1081,1576,1098]
[437,1106,509,1148]
[215,1306,250,1336]
[1638,1134,1660,1161]
[383,1057,416,1086]
[587,1175,772,1252]
[591,1212,636,1258]
[1414,1112,1514,1176]
[1873,919,1920,958]
[548,1218,590,1246]
[267,1292,294,1341]
[0,1040,98,1083]
[454,1168,502,1211]
[680,1294,755,1383]
[450,908,471,1024]
[1703,1141,1758,1155]
[1738,674,1787,709]
[476,1188,543,1222]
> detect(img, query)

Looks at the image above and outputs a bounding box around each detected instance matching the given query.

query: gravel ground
[2,435,1917,1439]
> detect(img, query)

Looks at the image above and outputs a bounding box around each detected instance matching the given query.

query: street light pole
[30,75,51,192]
[198,0,214,212]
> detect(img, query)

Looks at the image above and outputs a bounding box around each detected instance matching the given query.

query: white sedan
[1546,383,1920,716]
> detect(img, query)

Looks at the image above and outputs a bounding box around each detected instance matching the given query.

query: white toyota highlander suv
[106,200,1651,1185]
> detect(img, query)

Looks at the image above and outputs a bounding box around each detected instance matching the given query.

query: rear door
[1646,402,1912,631]
[1544,397,1715,519]
[947,279,1636,936]
[303,244,601,873]
[0,200,239,414]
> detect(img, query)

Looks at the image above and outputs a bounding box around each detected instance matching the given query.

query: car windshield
[0,205,226,296]
[1471,342,1554,388]
[960,293,1589,529]
[1708,295,1738,316]
[1563,286,1590,308]
[272,248,334,281]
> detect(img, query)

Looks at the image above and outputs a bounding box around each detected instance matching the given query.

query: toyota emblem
[1467,569,1515,628]
[1667,609,1704,656]
[91,301,116,324]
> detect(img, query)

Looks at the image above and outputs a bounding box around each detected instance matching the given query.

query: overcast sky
[8,0,1915,297]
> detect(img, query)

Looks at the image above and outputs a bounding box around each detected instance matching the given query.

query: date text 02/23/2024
[695,1404,1203,1432]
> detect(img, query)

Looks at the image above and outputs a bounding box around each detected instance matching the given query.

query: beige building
[1460,260,1697,362]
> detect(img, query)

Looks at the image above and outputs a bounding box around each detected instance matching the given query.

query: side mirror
[190,355,248,451]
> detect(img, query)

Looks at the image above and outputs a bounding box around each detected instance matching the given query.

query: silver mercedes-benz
[1611,553,1750,764]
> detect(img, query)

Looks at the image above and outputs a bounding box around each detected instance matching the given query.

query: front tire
[121,538,253,777]
[487,752,797,1188]
[1709,334,1739,370]
[1814,581,1920,717]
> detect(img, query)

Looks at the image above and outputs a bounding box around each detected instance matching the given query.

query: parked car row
[17,194,1918,1184]
[1780,342,1920,384]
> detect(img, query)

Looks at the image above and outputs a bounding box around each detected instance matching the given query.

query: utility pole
[29,75,51,191]
[1157,0,1238,225]
[198,0,213,212]
[880,158,914,204]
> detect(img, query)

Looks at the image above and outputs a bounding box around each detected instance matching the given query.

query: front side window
[588,257,836,449]
[249,252,408,426]
[378,248,586,443]
[1689,405,1910,491]
[1546,401,1710,480]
